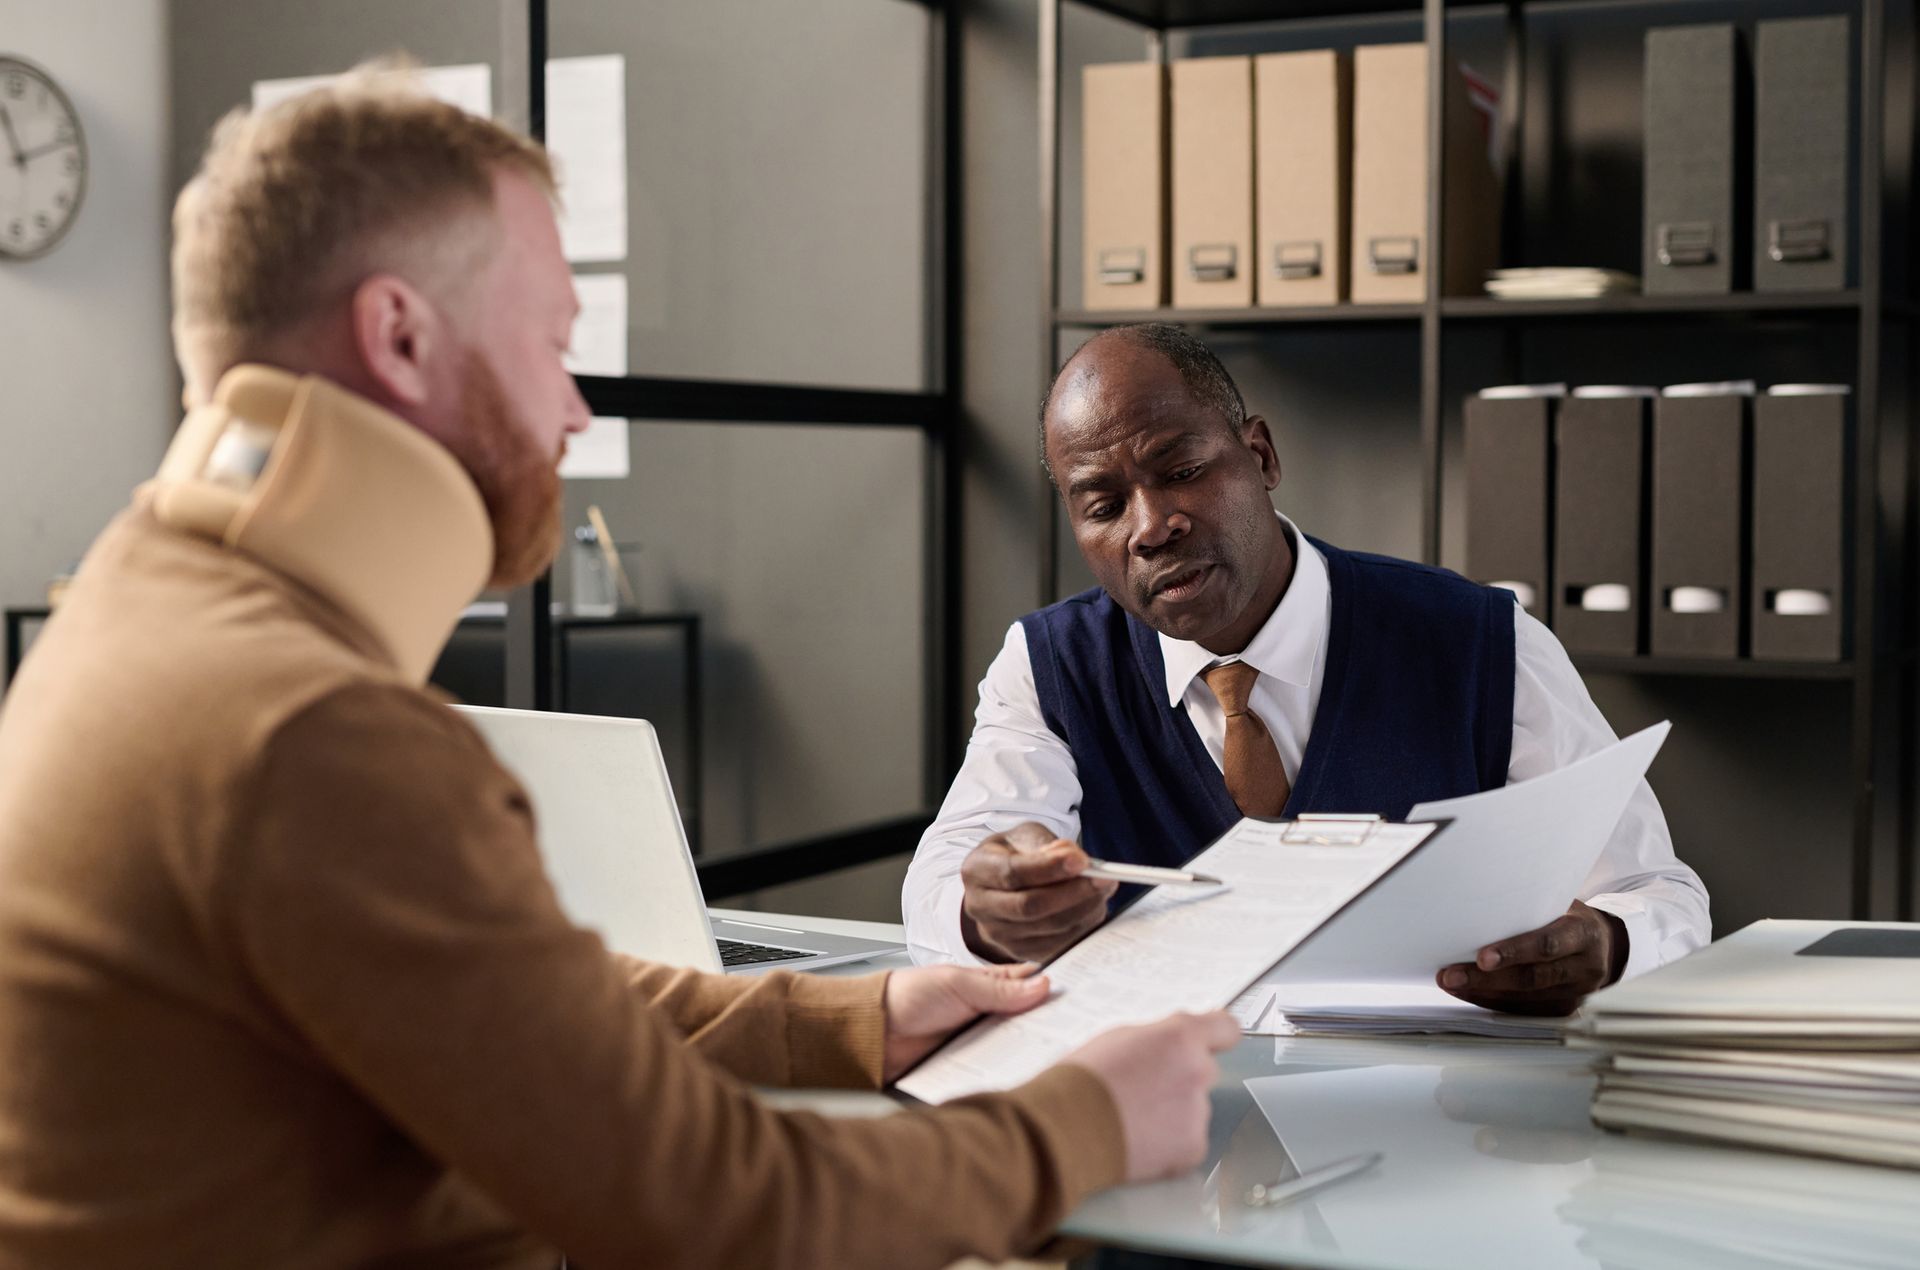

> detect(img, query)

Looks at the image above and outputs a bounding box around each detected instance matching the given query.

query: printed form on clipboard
[892,816,1442,1105]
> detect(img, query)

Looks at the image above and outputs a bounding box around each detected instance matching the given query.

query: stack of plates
[1484,267,1641,299]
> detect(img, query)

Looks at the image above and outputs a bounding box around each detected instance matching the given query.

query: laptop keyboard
[717,937,819,967]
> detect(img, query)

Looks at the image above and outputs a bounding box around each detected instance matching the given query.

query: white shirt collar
[1158,513,1328,708]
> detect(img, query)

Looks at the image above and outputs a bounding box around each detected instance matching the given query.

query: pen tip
[1194,874,1222,885]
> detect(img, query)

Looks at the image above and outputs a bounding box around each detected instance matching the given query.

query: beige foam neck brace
[149,365,494,684]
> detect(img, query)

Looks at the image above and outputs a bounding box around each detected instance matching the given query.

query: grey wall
[164,0,933,916]
[550,0,930,391]
[0,0,172,612]
[561,425,926,862]
[548,0,933,871]
[958,1,1145,681]
[169,2,522,196]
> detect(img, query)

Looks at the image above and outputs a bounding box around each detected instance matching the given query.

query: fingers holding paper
[1435,900,1628,1016]
[959,821,1119,964]
[881,962,1051,1081]
[1065,1010,1241,1182]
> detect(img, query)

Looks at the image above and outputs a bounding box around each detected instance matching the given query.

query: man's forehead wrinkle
[1143,429,1207,459]
[1058,417,1207,498]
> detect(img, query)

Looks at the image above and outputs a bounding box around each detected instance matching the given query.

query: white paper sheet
[1229,985,1281,1033]
[545,54,628,263]
[252,63,493,118]
[565,273,629,377]
[559,419,630,481]
[894,820,1438,1104]
[557,273,630,481]
[1271,982,1568,1041]
[1268,722,1670,985]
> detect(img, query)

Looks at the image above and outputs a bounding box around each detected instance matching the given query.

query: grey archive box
[1644,25,1750,295]
[1554,394,1650,655]
[1464,394,1553,624]
[1650,392,1749,659]
[1752,390,1850,661]
[1754,17,1852,292]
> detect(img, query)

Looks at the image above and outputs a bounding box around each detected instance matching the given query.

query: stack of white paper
[1231,982,1567,1040]
[1578,919,1920,1170]
[1484,267,1640,299]
[1272,984,1569,1042]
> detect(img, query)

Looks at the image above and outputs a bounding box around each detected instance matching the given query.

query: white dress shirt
[902,516,1711,975]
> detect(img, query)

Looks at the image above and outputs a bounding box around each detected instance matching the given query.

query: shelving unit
[1038,0,1917,919]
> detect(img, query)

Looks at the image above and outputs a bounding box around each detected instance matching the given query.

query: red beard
[450,356,564,589]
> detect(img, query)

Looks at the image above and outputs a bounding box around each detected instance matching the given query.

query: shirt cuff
[908,876,990,968]
[1583,893,1659,983]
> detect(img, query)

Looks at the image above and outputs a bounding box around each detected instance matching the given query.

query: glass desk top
[754,918,1920,1269]
[1058,1034,1920,1270]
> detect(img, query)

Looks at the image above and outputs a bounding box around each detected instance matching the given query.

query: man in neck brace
[0,65,1237,1270]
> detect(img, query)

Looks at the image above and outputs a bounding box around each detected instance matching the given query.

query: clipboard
[892,816,1450,1105]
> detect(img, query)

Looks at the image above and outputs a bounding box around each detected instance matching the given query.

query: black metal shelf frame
[1057,292,1865,327]
[1572,654,1857,682]
[1038,0,1919,919]
[1071,0,1422,27]
[1058,303,1422,326]
[502,0,962,897]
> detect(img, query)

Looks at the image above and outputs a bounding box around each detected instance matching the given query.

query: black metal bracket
[574,375,948,430]
[696,814,930,900]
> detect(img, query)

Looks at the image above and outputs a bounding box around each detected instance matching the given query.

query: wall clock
[0,55,86,261]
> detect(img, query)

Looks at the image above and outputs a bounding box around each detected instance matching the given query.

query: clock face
[0,56,86,261]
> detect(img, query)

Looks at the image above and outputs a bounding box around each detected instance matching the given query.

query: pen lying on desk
[1243,1152,1383,1209]
[1079,858,1222,887]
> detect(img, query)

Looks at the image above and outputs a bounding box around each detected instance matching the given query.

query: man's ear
[1242,415,1283,491]
[348,273,442,408]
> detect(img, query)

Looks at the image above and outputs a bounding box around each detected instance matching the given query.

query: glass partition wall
[166,0,961,899]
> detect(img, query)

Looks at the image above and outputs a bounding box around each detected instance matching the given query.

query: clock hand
[17,139,74,163]
[0,106,23,166]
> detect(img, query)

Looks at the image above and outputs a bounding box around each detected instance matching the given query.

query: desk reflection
[1062,1036,1920,1270]
[1562,1132,1920,1270]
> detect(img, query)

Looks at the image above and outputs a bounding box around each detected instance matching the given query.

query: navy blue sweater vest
[1020,537,1516,869]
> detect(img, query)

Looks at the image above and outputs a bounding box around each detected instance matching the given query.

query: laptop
[453,705,905,974]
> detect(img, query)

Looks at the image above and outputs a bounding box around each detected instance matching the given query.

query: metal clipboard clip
[1280,813,1383,846]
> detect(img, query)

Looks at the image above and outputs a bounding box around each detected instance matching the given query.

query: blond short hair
[171,59,554,390]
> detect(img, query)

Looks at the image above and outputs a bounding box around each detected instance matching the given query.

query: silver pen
[1080,858,1222,887]
[1243,1151,1383,1208]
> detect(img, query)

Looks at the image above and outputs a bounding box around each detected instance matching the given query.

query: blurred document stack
[1579,919,1920,1169]
[1238,982,1567,1041]
[1485,267,1641,299]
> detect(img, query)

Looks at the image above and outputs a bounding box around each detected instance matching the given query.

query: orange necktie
[1202,661,1291,817]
